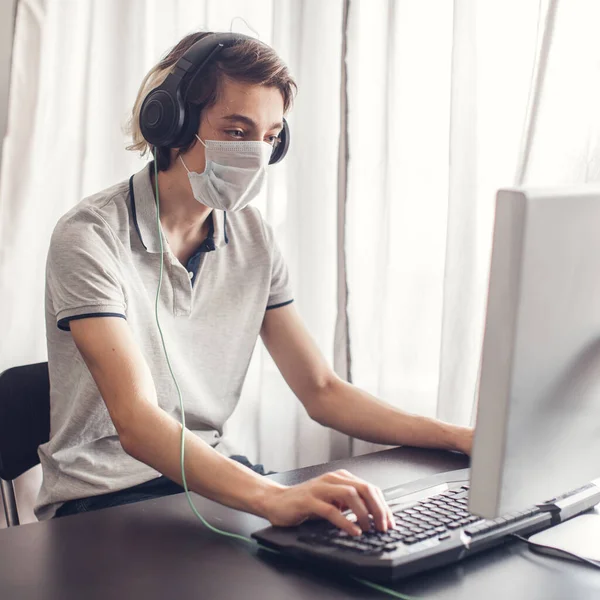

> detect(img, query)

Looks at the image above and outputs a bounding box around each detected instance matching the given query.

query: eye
[225,129,245,139]
[267,134,280,146]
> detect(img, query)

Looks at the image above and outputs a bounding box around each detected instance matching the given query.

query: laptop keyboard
[299,485,486,554]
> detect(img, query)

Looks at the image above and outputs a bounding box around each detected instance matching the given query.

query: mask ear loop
[179,155,190,173]
[179,134,207,172]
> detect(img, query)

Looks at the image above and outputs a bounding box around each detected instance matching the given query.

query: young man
[35,32,472,536]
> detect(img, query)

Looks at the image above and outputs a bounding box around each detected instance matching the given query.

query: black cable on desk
[511,533,600,569]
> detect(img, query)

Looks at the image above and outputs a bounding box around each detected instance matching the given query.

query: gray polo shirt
[35,163,293,520]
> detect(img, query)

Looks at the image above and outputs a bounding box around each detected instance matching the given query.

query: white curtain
[345,0,550,455]
[2,0,599,526]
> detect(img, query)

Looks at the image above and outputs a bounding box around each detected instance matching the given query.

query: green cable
[152,152,254,546]
[352,578,420,600]
[152,151,422,600]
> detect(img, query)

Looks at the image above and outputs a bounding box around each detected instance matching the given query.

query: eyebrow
[220,113,283,131]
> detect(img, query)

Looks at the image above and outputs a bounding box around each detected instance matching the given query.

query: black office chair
[0,362,50,527]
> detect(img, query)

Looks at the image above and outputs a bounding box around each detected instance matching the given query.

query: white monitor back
[469,186,600,519]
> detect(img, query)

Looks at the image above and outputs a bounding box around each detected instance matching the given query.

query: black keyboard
[299,485,483,553]
[253,470,600,582]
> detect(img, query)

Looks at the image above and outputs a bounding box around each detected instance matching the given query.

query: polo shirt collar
[130,163,228,253]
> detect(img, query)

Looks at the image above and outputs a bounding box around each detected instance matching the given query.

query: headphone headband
[166,33,250,99]
[139,32,290,165]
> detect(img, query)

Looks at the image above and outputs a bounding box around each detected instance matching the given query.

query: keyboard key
[435,526,447,533]
[383,544,398,552]
[464,524,490,536]
[329,539,358,550]
[389,530,407,539]
[419,516,436,524]
[438,533,451,541]
[379,535,395,544]
[404,536,418,544]
[416,533,428,540]
[333,539,372,552]
[354,542,374,552]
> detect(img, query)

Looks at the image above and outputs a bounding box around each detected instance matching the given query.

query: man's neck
[152,164,212,241]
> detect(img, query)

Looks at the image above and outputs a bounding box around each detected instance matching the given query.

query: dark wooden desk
[1,447,600,599]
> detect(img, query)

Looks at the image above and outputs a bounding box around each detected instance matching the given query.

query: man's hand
[260,469,395,536]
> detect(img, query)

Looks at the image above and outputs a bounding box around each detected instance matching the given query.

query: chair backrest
[0,362,50,481]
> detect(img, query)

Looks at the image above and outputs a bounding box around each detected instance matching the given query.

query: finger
[375,487,395,529]
[329,471,389,532]
[311,499,362,536]
[322,483,371,532]
[358,480,394,529]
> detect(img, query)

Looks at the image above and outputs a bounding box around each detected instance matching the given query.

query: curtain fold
[517,0,600,186]
[345,0,455,455]
[330,0,353,461]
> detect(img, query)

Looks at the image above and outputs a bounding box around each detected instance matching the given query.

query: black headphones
[139,32,290,165]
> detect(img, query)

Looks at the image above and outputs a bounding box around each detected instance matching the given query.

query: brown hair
[126,32,297,170]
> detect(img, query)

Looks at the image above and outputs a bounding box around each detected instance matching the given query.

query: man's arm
[68,316,393,534]
[261,304,473,455]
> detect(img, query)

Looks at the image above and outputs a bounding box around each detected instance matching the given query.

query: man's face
[180,76,285,173]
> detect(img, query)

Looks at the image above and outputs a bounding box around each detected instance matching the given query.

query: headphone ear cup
[269,117,290,164]
[139,88,186,148]
[172,103,200,148]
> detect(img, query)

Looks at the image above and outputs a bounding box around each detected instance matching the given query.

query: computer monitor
[469,186,600,519]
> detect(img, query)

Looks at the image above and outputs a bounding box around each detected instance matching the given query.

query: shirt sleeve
[263,221,294,310]
[46,208,127,331]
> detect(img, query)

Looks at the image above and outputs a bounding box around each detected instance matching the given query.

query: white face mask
[179,135,272,212]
